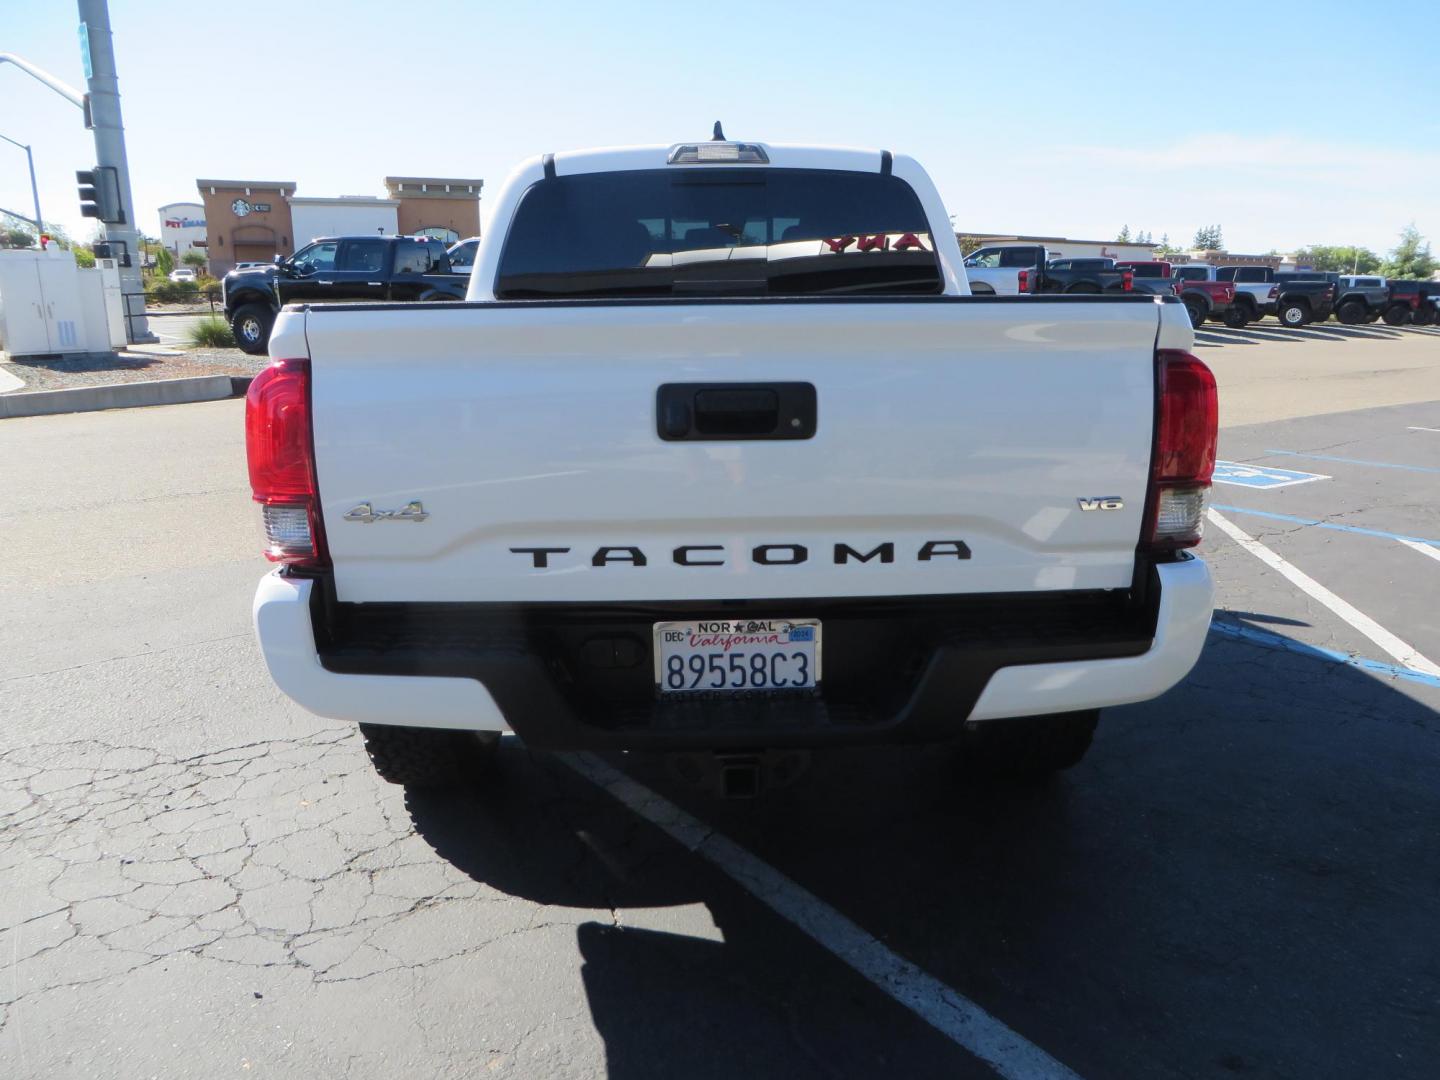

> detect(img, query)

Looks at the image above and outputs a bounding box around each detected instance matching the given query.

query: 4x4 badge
[344,501,429,523]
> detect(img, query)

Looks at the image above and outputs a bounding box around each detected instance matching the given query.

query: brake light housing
[245,358,328,568]
[1121,270,1133,292]
[1017,268,1030,293]
[1144,351,1218,551]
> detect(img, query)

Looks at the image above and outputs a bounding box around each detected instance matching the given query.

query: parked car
[1420,283,1440,326]
[1171,264,1248,327]
[1269,278,1337,326]
[964,244,1133,294]
[1381,280,1423,325]
[247,137,1215,797]
[222,235,465,354]
[168,267,196,283]
[1214,266,1274,325]
[446,236,480,275]
[1116,261,1236,328]
[1332,275,1389,323]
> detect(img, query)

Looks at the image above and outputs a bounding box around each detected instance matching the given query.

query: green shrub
[187,315,235,349]
[146,279,199,304]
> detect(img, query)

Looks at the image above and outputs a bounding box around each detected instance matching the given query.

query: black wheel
[1222,307,1249,328]
[953,710,1099,780]
[358,724,500,788]
[1337,299,1365,324]
[230,303,274,354]
[1184,299,1206,328]
[1382,305,1409,326]
[1279,301,1310,327]
[1413,308,1435,326]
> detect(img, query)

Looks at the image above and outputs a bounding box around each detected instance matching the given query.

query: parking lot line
[1397,537,1440,566]
[1407,426,1440,434]
[1210,505,1440,550]
[1209,620,1440,689]
[1262,449,1440,475]
[562,751,1084,1080]
[1207,509,1440,677]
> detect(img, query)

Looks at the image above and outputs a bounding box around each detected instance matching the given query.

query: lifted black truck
[223,235,466,354]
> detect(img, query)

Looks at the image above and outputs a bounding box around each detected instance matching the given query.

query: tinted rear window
[1173,267,1209,281]
[496,168,941,298]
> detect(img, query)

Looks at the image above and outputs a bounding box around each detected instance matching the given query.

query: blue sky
[3,0,1436,256]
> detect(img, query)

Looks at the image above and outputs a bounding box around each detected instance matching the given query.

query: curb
[0,375,254,420]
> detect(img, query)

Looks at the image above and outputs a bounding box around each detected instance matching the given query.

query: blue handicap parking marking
[1213,460,1331,489]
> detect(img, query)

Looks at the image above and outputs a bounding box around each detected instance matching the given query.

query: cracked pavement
[3,332,1440,1079]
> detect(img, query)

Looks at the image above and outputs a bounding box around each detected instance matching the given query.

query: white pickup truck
[248,137,1216,798]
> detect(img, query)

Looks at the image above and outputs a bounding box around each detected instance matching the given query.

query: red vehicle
[1116,262,1239,328]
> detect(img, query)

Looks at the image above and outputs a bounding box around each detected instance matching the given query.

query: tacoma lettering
[508,542,970,569]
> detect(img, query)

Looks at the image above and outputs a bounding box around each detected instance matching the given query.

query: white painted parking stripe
[1207,509,1440,677]
[1406,426,1440,433]
[562,751,1084,1080]
[1397,537,1440,566]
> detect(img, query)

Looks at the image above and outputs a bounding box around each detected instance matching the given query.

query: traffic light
[76,166,125,224]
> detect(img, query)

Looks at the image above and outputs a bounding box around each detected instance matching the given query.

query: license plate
[654,619,820,693]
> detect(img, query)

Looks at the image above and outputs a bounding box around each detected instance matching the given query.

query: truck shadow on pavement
[402,627,1440,1080]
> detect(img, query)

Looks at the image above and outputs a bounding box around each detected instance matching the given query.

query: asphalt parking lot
[3,324,1439,1079]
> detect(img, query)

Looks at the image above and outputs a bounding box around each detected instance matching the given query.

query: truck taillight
[245,358,328,568]
[1268,286,1278,298]
[1017,269,1029,293]
[1144,351,1218,552]
[1121,270,1133,292]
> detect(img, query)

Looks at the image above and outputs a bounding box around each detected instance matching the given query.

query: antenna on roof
[712,121,725,141]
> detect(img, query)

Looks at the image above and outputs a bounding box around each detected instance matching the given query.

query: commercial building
[157,201,207,264]
[1174,250,1282,269]
[194,175,483,276]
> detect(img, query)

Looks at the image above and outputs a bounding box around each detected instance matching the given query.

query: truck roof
[544,142,890,176]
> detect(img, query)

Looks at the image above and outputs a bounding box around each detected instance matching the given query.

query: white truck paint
[249,139,1215,789]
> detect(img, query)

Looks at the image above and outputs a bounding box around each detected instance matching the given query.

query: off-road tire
[1336,299,1366,324]
[1413,309,1435,327]
[1382,306,1409,326]
[231,303,274,355]
[1184,299,1206,328]
[954,710,1099,779]
[358,724,500,788]
[1279,301,1310,327]
[1222,307,1249,328]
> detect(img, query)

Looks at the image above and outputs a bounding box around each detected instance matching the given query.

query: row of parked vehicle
[960,243,1440,329]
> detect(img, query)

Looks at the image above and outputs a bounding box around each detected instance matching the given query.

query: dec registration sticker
[654,619,821,694]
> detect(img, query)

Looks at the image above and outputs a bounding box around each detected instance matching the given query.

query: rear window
[495,168,941,298]
[1173,267,1209,281]
[1120,262,1169,277]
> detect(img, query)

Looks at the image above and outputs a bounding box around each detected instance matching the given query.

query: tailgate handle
[657,383,817,441]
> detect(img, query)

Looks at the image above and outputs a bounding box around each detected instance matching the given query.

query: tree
[2,227,35,248]
[182,249,208,275]
[1136,229,1152,245]
[1154,233,1179,256]
[1382,225,1437,280]
[1290,245,1381,274]
[73,247,96,268]
[153,246,174,276]
[1192,224,1224,250]
[1116,225,1131,242]
[956,234,984,256]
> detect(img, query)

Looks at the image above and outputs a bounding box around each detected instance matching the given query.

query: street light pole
[0,132,43,236]
[77,0,154,342]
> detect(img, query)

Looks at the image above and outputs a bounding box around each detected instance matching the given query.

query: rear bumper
[252,557,1213,748]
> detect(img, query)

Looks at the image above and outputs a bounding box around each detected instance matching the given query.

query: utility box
[94,257,129,348]
[0,249,98,358]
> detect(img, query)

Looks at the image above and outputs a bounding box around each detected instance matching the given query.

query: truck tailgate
[303,298,1161,603]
